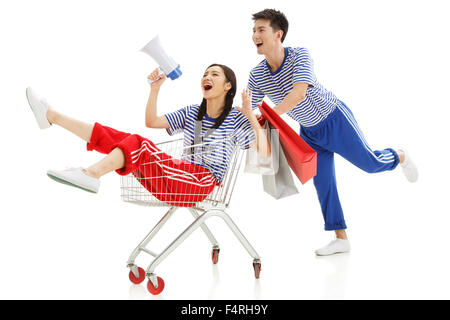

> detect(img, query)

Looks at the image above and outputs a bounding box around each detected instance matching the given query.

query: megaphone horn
[141,35,182,82]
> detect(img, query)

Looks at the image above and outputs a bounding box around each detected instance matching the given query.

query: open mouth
[256,42,263,48]
[203,84,213,91]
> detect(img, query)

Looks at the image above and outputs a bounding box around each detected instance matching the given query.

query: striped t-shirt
[248,47,340,127]
[165,105,255,182]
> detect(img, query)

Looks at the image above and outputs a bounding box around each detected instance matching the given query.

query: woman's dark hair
[252,8,289,43]
[196,63,236,129]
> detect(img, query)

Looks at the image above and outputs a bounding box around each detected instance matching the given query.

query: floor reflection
[254,279,262,299]
[128,284,147,299]
[315,252,350,299]
[129,284,165,300]
[207,264,220,298]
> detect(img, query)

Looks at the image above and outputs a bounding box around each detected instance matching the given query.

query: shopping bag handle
[257,112,267,127]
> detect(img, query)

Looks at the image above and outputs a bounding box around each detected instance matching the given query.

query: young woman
[26,64,268,206]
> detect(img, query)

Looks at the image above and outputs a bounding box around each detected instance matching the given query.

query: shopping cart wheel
[147,276,165,295]
[212,247,220,264]
[253,261,261,279]
[128,266,146,285]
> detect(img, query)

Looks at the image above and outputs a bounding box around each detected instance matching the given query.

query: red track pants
[87,123,217,207]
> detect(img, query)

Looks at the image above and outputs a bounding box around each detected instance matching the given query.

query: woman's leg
[47,108,94,143]
[46,147,125,193]
[84,147,125,179]
[26,87,94,141]
[46,108,136,178]
[46,130,128,193]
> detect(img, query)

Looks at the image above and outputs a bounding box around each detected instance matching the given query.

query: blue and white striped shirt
[248,47,339,127]
[165,105,255,182]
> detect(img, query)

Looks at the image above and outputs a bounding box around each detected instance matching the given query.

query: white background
[1,0,449,299]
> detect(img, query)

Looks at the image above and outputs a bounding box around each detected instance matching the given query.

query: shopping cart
[120,137,261,295]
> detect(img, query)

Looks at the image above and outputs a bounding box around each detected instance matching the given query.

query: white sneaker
[25,87,51,129]
[47,167,100,193]
[315,239,351,256]
[399,149,418,183]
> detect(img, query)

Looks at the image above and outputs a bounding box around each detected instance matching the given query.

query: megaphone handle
[148,77,160,84]
[147,68,164,84]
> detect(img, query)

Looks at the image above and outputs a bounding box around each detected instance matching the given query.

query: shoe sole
[47,172,98,193]
[315,250,350,256]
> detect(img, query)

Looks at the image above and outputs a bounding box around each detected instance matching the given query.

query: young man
[247,9,418,256]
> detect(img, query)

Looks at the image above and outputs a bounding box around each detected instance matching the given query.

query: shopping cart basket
[120,137,261,295]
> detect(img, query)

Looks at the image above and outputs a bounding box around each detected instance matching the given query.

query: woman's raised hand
[235,89,254,118]
[147,68,166,89]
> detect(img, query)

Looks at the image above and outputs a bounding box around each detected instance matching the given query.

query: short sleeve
[164,106,188,136]
[292,48,315,87]
[234,111,256,150]
[247,71,265,110]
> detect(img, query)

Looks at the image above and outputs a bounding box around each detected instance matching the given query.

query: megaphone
[141,35,182,83]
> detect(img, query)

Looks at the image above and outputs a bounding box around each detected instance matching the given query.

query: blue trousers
[299,101,399,230]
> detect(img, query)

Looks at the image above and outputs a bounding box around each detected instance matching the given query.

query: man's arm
[272,82,309,115]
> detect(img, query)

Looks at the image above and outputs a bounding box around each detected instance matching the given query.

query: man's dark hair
[252,9,289,43]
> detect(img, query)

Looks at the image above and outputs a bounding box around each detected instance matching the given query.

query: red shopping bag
[258,101,317,184]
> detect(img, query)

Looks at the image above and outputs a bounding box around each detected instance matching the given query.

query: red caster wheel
[147,276,165,295]
[253,261,261,279]
[212,248,220,264]
[129,266,146,284]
